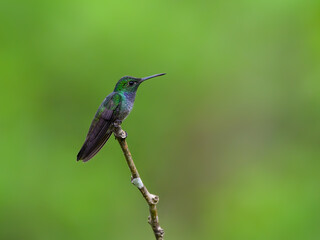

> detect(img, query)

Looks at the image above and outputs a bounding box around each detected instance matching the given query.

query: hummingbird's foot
[113,119,122,128]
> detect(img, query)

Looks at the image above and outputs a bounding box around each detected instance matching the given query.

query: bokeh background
[1,0,320,239]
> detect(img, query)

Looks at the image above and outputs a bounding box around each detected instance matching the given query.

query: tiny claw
[113,120,122,128]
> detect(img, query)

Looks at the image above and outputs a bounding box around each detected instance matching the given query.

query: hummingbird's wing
[77,93,122,162]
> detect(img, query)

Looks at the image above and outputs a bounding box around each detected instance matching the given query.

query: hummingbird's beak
[140,73,166,82]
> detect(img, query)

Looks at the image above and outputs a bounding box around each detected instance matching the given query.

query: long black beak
[140,73,166,82]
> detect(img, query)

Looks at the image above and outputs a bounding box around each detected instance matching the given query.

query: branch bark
[113,124,165,240]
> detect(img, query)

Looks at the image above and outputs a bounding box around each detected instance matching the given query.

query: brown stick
[113,125,165,240]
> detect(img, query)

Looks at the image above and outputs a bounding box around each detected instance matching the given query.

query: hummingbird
[77,73,166,162]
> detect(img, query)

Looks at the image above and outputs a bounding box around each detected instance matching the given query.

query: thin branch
[113,124,165,240]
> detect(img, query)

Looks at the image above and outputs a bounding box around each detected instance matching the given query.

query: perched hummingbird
[77,73,166,162]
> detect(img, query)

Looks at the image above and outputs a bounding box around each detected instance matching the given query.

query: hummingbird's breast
[118,92,135,120]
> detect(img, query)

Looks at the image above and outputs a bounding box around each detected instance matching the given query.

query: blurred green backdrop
[1,0,320,239]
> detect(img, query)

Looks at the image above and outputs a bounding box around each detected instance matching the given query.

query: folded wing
[77,93,121,162]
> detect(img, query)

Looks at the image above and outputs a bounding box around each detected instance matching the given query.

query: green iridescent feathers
[77,73,166,162]
[113,76,141,92]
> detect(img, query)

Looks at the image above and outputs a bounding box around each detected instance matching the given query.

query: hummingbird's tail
[77,130,113,162]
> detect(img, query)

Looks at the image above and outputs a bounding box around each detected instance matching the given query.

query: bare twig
[113,124,164,240]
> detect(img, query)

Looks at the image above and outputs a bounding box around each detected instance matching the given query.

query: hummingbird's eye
[128,81,135,86]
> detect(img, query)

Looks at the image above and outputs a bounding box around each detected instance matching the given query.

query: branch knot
[149,194,159,204]
[113,121,127,139]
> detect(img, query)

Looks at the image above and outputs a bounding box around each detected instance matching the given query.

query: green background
[1,0,320,239]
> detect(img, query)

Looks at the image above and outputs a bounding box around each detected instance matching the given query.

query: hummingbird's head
[114,73,166,93]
